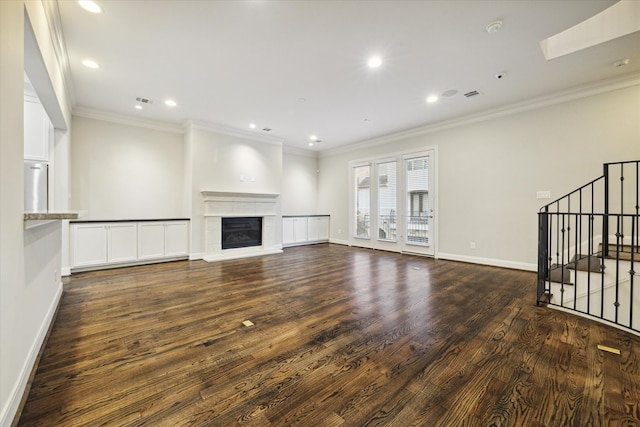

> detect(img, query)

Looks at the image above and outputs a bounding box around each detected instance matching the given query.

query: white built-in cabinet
[138,221,189,260]
[24,96,52,162]
[282,215,329,247]
[71,220,189,271]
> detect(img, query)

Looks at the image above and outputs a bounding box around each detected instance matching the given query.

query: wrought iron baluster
[603,163,609,257]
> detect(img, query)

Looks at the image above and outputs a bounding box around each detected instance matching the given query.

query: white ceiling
[56,0,640,152]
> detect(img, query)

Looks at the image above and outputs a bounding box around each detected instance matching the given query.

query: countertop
[24,212,80,221]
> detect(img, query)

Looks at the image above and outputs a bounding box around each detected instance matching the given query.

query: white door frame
[348,146,438,257]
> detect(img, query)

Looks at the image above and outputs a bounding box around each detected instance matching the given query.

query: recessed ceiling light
[81,59,99,69]
[310,135,318,141]
[78,0,102,13]
[367,56,382,68]
[135,105,142,110]
[442,89,458,97]
[249,123,256,129]
[308,142,314,147]
[164,99,177,107]
[426,95,438,104]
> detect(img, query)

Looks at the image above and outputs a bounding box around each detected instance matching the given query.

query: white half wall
[1,2,71,424]
[318,84,640,269]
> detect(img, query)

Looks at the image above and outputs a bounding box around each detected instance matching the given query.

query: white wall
[282,149,319,215]
[70,116,184,220]
[1,2,71,425]
[319,84,640,269]
[186,123,283,257]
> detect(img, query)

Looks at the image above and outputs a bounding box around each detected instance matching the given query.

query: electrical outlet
[338,229,342,234]
[470,242,476,249]
[536,191,551,199]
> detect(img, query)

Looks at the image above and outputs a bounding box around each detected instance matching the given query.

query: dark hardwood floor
[18,244,640,426]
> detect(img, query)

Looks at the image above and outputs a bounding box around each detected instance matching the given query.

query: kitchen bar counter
[24,212,79,229]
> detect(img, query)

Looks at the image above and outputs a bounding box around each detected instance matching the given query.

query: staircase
[537,161,640,334]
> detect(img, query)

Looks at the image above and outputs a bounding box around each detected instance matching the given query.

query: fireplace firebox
[221,217,262,250]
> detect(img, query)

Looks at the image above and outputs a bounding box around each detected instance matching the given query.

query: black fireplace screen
[221,217,262,250]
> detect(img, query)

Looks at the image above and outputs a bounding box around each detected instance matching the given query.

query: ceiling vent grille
[464,90,480,98]
[262,128,272,132]
[136,97,153,104]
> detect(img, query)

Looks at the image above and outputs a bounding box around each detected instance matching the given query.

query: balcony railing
[357,214,429,245]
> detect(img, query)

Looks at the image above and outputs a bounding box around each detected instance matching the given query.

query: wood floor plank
[17,243,640,426]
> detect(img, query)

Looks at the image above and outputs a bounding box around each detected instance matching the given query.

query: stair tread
[598,243,640,261]
[567,254,603,273]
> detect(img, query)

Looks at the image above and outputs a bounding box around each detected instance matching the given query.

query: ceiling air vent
[136,97,153,104]
[464,90,480,98]
[262,128,271,132]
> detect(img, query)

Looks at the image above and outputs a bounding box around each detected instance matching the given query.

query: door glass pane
[406,156,429,245]
[377,161,397,241]
[354,165,370,238]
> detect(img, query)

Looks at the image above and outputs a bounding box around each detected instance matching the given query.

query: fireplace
[201,191,282,262]
[222,217,262,250]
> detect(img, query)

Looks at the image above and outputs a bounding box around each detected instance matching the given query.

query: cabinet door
[165,221,189,257]
[307,217,329,241]
[282,218,295,245]
[293,218,308,243]
[317,217,329,240]
[24,98,51,161]
[307,217,320,241]
[72,224,108,267]
[138,223,165,260]
[108,223,138,263]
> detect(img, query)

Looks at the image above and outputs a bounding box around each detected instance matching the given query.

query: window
[406,156,429,245]
[377,161,397,241]
[354,165,370,238]
[409,191,428,217]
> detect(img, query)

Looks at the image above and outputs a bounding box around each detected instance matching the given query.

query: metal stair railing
[537,160,640,334]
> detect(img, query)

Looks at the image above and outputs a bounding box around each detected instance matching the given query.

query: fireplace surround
[202,191,282,262]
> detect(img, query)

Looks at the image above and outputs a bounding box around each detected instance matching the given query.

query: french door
[351,149,436,256]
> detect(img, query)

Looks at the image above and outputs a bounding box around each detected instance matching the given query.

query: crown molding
[186,120,284,146]
[320,72,640,158]
[73,107,184,134]
[283,145,318,158]
[43,0,75,109]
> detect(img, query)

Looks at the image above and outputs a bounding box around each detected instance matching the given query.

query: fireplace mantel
[202,191,282,262]
[201,191,279,201]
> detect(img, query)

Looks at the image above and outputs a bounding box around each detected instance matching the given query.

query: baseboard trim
[438,252,537,272]
[189,252,204,261]
[329,238,350,246]
[2,281,63,427]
